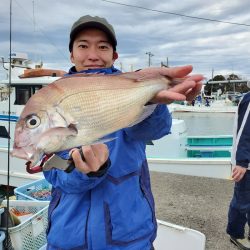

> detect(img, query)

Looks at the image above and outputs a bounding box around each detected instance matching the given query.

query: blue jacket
[231,92,250,168]
[44,66,172,250]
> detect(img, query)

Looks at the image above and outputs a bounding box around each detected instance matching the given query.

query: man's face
[70,28,118,71]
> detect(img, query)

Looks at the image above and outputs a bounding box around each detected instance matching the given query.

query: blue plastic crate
[14,179,52,201]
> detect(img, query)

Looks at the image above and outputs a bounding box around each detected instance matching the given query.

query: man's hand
[70,144,109,174]
[232,165,247,182]
[140,65,204,104]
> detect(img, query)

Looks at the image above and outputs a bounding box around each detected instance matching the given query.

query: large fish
[12,71,177,164]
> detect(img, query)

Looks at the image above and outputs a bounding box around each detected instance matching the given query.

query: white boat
[169,100,237,113]
[146,119,232,179]
[168,78,249,114]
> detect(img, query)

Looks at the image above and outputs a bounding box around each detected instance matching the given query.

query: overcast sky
[1,0,250,80]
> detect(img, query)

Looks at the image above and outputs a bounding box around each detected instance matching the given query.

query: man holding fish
[12,15,203,249]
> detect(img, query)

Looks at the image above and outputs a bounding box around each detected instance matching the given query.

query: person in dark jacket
[44,15,203,250]
[227,92,250,250]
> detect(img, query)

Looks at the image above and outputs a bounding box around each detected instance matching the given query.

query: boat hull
[148,157,232,179]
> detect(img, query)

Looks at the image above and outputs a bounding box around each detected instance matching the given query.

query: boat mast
[5,0,12,247]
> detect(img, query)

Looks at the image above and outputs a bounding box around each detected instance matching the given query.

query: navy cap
[69,15,117,52]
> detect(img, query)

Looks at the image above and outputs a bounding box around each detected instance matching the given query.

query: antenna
[32,0,36,33]
[145,52,154,67]
[32,0,38,62]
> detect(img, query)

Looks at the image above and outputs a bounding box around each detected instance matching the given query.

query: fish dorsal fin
[118,72,167,82]
[127,104,157,127]
[60,71,168,82]
[61,73,105,79]
[57,71,182,87]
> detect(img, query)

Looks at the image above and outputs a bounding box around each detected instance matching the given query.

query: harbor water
[172,112,235,136]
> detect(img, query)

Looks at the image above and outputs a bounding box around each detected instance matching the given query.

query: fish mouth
[11,145,36,161]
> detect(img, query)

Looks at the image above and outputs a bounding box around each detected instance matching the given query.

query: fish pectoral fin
[37,126,78,153]
[120,71,167,82]
[55,106,78,126]
[92,136,117,144]
[127,104,157,127]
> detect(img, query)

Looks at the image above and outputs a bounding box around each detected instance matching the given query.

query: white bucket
[0,231,5,250]
[154,220,206,250]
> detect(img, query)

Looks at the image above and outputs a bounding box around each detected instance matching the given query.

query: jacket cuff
[87,158,111,177]
[236,161,249,168]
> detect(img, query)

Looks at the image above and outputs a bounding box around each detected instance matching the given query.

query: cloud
[1,0,250,79]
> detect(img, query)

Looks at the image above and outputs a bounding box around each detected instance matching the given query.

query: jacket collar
[68,65,121,75]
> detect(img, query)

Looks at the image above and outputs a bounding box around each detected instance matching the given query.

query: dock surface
[150,171,239,250]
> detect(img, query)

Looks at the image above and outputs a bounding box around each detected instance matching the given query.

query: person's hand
[232,165,247,182]
[70,144,109,174]
[140,65,204,104]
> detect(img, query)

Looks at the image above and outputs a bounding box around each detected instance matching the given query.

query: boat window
[14,85,42,105]
[0,126,10,139]
[33,86,42,94]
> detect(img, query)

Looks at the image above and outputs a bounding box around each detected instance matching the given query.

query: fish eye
[26,115,41,129]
